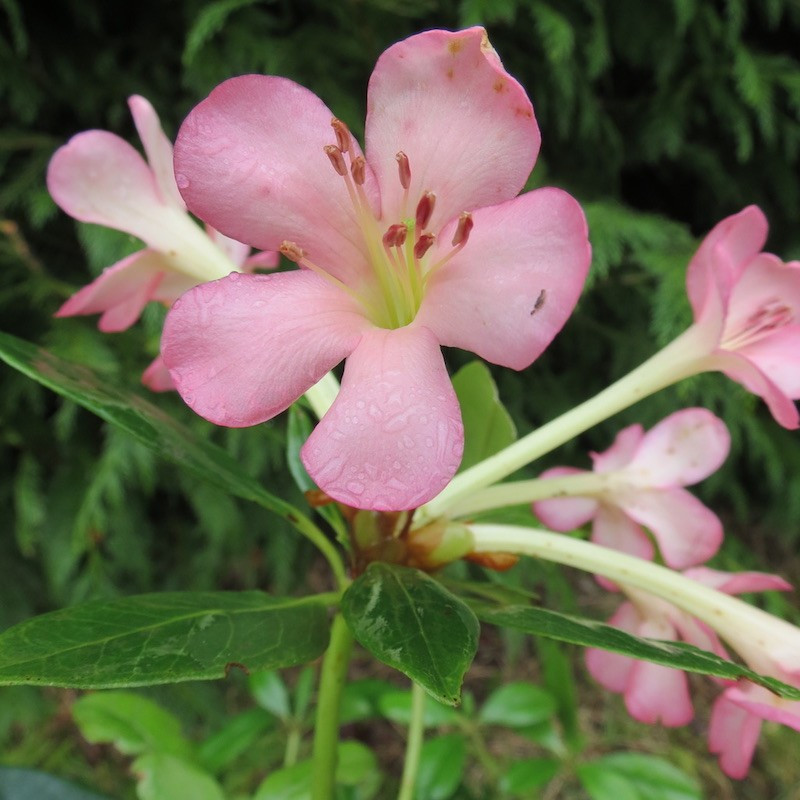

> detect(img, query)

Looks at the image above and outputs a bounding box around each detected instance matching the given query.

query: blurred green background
[2,0,800,797]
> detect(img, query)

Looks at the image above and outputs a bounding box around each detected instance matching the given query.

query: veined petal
[128,95,185,210]
[532,467,598,531]
[625,656,693,727]
[591,504,655,562]
[417,189,590,370]
[55,249,167,332]
[625,408,730,488]
[708,693,762,780]
[302,325,463,511]
[141,356,175,392]
[365,27,539,233]
[725,685,800,732]
[590,423,644,473]
[162,271,367,427]
[683,566,793,595]
[738,325,800,398]
[174,75,379,287]
[615,488,723,569]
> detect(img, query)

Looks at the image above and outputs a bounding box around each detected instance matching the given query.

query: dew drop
[228,271,240,282]
[176,173,190,189]
[172,298,182,310]
[347,480,365,495]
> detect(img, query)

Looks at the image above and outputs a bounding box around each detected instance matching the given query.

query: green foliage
[577,753,702,800]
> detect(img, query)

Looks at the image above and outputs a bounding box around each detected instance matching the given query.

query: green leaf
[473,603,800,700]
[133,753,225,800]
[499,758,560,796]
[341,564,479,705]
[249,671,292,720]
[577,754,701,800]
[339,679,397,723]
[376,689,461,727]
[479,682,557,728]
[0,592,330,688]
[415,734,466,800]
[0,768,110,800]
[452,361,516,471]
[72,691,192,757]
[197,708,274,773]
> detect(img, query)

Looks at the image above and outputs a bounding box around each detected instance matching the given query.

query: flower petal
[725,684,800,732]
[128,95,185,210]
[302,325,463,510]
[624,408,730,488]
[532,467,598,531]
[55,249,167,332]
[738,325,800,398]
[365,27,540,233]
[591,504,655,561]
[682,566,793,595]
[709,693,762,780]
[625,656,693,727]
[615,488,723,569]
[416,188,590,370]
[162,271,367,427]
[585,602,641,693]
[141,356,175,392]
[173,75,379,286]
[590,423,644,473]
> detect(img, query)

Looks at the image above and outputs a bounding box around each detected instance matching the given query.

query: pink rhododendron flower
[683,206,800,428]
[47,95,277,390]
[586,567,791,729]
[162,27,591,510]
[533,408,730,569]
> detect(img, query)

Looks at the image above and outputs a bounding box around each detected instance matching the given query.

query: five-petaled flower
[533,408,730,570]
[47,95,277,391]
[163,27,591,510]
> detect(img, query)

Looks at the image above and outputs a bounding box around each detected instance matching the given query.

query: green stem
[311,613,354,800]
[290,515,349,590]
[284,723,302,767]
[417,327,707,524]
[397,682,426,800]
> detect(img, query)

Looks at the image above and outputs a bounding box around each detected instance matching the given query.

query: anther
[351,156,366,186]
[415,191,436,231]
[383,223,407,248]
[279,241,305,263]
[414,233,435,260]
[324,145,348,177]
[331,119,351,153]
[451,212,474,247]
[396,151,411,189]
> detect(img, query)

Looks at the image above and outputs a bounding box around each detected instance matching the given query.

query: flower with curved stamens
[533,409,730,569]
[162,27,591,510]
[47,94,277,390]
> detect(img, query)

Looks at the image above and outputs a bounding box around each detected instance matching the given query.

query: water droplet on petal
[176,173,190,189]
[228,271,240,282]
[347,480,365,495]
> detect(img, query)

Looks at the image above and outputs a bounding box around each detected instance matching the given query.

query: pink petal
[173,75,379,286]
[671,614,729,660]
[206,225,252,268]
[591,504,655,561]
[585,602,641,693]
[161,271,367,427]
[416,188,590,370]
[244,250,280,270]
[301,325,463,510]
[705,349,799,429]
[532,467,598,531]
[624,408,730,488]
[625,659,694,727]
[365,27,539,234]
[141,356,175,392]
[683,566,793,595]
[55,249,167,332]
[590,423,644,473]
[128,95,185,210]
[708,692,762,780]
[725,684,800,731]
[738,325,800,398]
[615,488,723,569]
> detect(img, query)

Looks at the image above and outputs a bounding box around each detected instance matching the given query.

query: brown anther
[451,211,474,247]
[395,151,411,189]
[414,233,435,259]
[383,223,407,249]
[324,145,348,177]
[351,155,366,186]
[331,118,351,153]
[415,191,436,231]
[279,241,305,263]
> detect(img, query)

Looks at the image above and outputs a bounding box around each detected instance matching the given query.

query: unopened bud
[451,211,474,247]
[414,233,435,260]
[351,155,366,186]
[279,241,305,263]
[383,223,407,248]
[407,520,475,569]
[324,145,347,177]
[395,151,411,189]
[331,118,351,153]
[415,191,436,231]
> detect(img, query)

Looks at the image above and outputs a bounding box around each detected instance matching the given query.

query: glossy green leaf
[0,592,330,687]
[577,754,701,800]
[376,689,461,727]
[197,708,274,773]
[479,682,557,728]
[499,758,560,796]
[474,603,800,699]
[0,768,110,800]
[341,564,479,705]
[416,734,466,800]
[72,691,191,757]
[452,361,516,471]
[133,753,225,800]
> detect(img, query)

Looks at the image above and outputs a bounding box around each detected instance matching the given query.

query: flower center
[722,298,794,351]
[280,119,473,330]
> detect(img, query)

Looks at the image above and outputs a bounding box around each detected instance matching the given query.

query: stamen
[280,240,365,308]
[451,212,474,247]
[279,241,305,263]
[415,191,436,232]
[414,233,436,260]
[383,224,407,249]
[351,156,366,186]
[331,118,351,153]
[396,151,411,189]
[324,145,348,177]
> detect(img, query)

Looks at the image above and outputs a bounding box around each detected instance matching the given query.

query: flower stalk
[397,681,427,800]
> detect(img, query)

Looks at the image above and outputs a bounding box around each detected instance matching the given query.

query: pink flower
[162,27,591,510]
[586,568,791,729]
[685,206,800,428]
[533,409,730,569]
[47,95,277,390]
